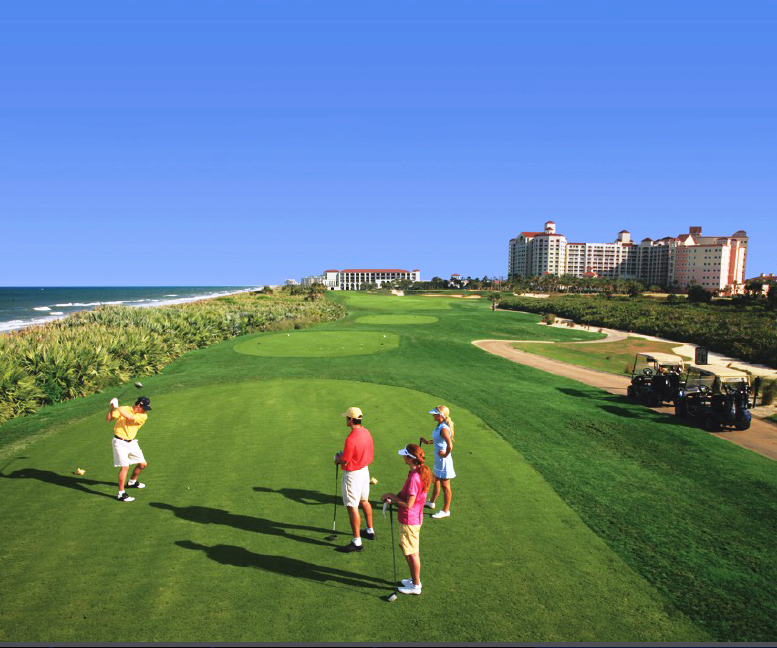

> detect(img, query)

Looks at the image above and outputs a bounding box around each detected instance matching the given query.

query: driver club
[117,381,144,401]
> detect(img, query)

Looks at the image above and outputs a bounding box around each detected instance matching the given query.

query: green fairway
[354,315,439,325]
[512,336,692,375]
[344,294,457,310]
[233,330,400,357]
[2,292,776,642]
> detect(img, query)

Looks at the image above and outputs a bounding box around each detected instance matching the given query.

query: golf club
[386,502,398,602]
[116,381,143,401]
[325,463,339,541]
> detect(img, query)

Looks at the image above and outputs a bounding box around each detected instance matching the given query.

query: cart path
[472,339,777,463]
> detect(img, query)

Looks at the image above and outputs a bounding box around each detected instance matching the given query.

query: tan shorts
[399,524,421,556]
[112,438,145,467]
[342,466,370,508]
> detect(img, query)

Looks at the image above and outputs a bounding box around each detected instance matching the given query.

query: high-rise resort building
[508,221,748,291]
[303,269,421,290]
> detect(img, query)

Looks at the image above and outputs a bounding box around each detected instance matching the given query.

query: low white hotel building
[305,269,421,290]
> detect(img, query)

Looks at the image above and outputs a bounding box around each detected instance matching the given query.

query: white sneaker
[431,510,450,519]
[398,583,422,595]
[424,501,435,509]
[401,578,422,589]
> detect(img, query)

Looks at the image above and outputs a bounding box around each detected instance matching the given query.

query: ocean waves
[0,287,259,334]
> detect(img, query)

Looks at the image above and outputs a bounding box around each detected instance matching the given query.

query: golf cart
[674,365,752,431]
[627,352,685,407]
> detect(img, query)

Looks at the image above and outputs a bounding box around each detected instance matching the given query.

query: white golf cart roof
[636,352,685,365]
[686,365,749,378]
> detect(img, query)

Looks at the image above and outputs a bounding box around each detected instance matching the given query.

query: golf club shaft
[390,503,397,584]
[332,463,339,531]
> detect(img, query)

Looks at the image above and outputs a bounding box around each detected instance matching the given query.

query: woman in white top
[419,405,455,519]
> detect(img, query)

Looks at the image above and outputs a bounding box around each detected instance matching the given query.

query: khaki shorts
[112,438,146,467]
[342,466,370,508]
[399,524,421,556]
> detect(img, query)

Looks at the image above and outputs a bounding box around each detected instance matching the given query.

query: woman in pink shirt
[381,443,431,595]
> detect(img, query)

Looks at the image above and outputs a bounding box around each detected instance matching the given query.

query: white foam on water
[2,288,261,333]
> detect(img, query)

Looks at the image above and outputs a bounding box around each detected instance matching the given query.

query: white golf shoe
[401,578,422,589]
[397,583,422,595]
[424,501,435,509]
[431,510,450,519]
[127,481,145,489]
[117,492,135,502]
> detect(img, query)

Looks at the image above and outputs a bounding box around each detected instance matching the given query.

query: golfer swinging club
[333,407,375,552]
[106,395,152,502]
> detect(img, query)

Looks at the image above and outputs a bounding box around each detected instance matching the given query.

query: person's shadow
[175,540,391,590]
[0,468,116,499]
[150,502,333,546]
[253,486,332,506]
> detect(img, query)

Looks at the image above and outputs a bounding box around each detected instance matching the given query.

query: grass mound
[0,378,703,642]
[233,331,400,357]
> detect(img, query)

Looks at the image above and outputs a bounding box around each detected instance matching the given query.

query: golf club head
[135,382,143,388]
[387,593,397,602]
[324,533,337,541]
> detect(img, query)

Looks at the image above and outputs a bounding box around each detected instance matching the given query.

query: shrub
[0,294,346,426]
[541,313,556,325]
[498,294,777,368]
[763,380,777,406]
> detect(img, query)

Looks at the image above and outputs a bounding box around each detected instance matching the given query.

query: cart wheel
[703,414,722,432]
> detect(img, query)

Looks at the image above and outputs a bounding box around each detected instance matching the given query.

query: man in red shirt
[334,407,375,553]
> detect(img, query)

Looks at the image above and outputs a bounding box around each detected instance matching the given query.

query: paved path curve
[473,339,777,462]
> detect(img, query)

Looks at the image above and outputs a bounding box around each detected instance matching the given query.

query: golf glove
[110,398,119,408]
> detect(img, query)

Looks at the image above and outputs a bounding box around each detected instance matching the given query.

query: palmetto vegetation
[499,294,777,369]
[0,294,345,425]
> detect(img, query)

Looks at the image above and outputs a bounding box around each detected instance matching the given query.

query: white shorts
[342,466,370,508]
[112,438,146,467]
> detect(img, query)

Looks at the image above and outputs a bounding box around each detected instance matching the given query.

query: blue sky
[1,1,774,285]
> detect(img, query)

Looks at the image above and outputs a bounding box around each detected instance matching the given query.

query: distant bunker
[233,330,400,357]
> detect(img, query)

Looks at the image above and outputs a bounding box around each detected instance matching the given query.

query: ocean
[0,286,260,333]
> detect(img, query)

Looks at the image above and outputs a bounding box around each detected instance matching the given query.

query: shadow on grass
[150,502,335,546]
[0,467,116,499]
[557,386,616,401]
[176,539,391,589]
[253,485,331,506]
[175,540,392,591]
[555,386,686,426]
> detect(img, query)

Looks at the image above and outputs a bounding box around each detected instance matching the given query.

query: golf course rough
[0,378,704,643]
[232,330,400,357]
[354,315,438,325]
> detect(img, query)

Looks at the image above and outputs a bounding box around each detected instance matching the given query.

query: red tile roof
[325,269,338,273]
[341,269,410,273]
[521,231,542,237]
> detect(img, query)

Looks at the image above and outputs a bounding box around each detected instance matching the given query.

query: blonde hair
[435,405,454,439]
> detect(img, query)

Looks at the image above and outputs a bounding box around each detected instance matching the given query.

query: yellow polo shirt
[112,406,148,441]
